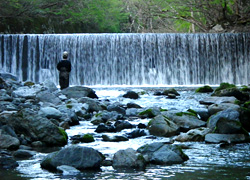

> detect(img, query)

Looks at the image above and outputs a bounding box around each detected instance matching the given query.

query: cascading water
[0,33,249,86]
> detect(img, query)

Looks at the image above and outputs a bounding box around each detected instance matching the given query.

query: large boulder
[38,107,63,119]
[208,103,240,116]
[199,96,237,105]
[78,97,102,112]
[61,86,98,99]
[240,107,250,131]
[5,108,68,146]
[212,87,249,101]
[36,91,61,105]
[207,109,245,134]
[112,148,146,170]
[0,130,20,150]
[205,133,248,143]
[148,115,179,137]
[0,72,18,81]
[43,80,58,92]
[162,110,206,131]
[41,146,104,171]
[137,142,189,165]
[0,150,19,169]
[12,85,42,99]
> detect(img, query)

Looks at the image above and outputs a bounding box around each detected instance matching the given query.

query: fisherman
[57,51,71,90]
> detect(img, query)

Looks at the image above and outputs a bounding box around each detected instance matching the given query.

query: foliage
[0,0,127,33]
[0,0,249,33]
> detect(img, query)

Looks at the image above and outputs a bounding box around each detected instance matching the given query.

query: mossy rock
[163,88,180,96]
[24,81,35,86]
[214,82,236,92]
[139,109,154,118]
[244,101,250,108]
[195,85,213,93]
[81,134,95,143]
[175,109,197,117]
[58,127,68,145]
[240,85,250,92]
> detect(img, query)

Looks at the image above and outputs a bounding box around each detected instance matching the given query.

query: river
[3,87,250,180]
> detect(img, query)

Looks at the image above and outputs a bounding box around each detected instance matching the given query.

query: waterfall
[0,33,249,86]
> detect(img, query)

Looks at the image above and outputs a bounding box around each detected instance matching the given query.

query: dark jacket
[57,60,71,72]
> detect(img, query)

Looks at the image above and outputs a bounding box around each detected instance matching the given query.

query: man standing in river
[57,51,71,90]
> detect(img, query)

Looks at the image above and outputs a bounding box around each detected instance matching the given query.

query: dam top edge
[0,32,249,36]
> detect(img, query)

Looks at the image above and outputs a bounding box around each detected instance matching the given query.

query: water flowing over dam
[0,33,249,86]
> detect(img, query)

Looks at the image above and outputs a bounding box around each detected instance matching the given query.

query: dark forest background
[0,0,249,33]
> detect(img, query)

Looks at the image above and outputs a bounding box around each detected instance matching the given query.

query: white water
[1,33,249,86]
[13,87,250,180]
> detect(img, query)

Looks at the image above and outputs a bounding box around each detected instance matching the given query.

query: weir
[0,33,249,86]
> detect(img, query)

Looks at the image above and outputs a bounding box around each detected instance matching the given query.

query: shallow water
[8,87,250,179]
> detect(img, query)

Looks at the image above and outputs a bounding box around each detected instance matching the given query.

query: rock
[12,85,42,99]
[61,86,98,99]
[0,89,12,101]
[138,123,147,129]
[78,97,102,112]
[41,146,104,171]
[163,88,180,96]
[167,93,177,99]
[192,108,210,121]
[148,115,180,137]
[6,109,68,146]
[102,134,128,142]
[71,134,95,143]
[13,149,36,158]
[57,165,80,175]
[195,85,214,93]
[175,128,211,142]
[123,91,140,99]
[207,109,244,134]
[1,125,18,138]
[31,141,44,147]
[43,80,58,92]
[36,91,61,105]
[0,72,18,81]
[138,107,161,118]
[127,103,141,109]
[114,120,134,131]
[0,130,20,150]
[95,123,116,133]
[112,148,146,170]
[212,87,249,101]
[239,107,250,131]
[0,101,18,112]
[137,142,189,165]
[205,133,248,143]
[107,104,126,116]
[39,107,63,119]
[91,111,123,125]
[199,96,237,105]
[211,24,224,32]
[153,91,164,96]
[208,103,240,115]
[0,150,19,169]
[126,129,147,138]
[162,110,206,131]
[126,108,140,117]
